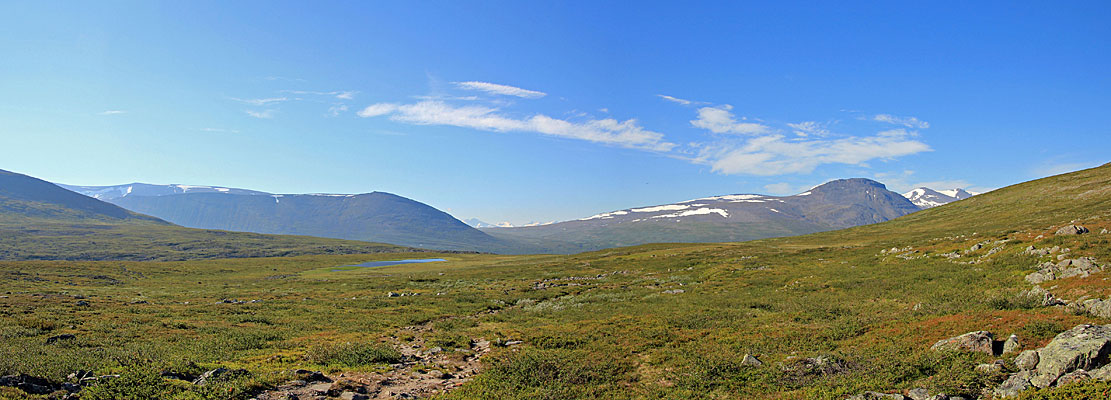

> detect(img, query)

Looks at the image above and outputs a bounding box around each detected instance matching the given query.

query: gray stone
[1015,350,1039,370]
[906,388,930,400]
[970,243,983,252]
[741,354,763,366]
[1028,324,1111,388]
[1090,364,1111,381]
[386,292,400,297]
[976,363,1003,374]
[931,331,995,355]
[848,392,907,400]
[1056,225,1090,235]
[46,333,76,344]
[1003,334,1022,354]
[1102,229,1109,235]
[339,392,369,400]
[1057,369,1091,386]
[994,370,1033,397]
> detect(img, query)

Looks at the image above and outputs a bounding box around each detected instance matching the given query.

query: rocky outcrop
[1055,225,1090,235]
[741,354,763,366]
[994,324,1111,397]
[931,331,995,355]
[1024,257,1104,284]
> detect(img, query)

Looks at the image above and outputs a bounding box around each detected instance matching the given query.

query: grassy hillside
[0,164,1109,399]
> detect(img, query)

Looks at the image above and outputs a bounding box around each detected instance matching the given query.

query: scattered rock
[1056,369,1091,385]
[193,367,248,386]
[976,363,1003,374]
[1019,286,1065,307]
[741,354,763,367]
[1101,228,1109,235]
[931,331,995,355]
[75,300,89,307]
[847,391,907,400]
[1025,257,1104,284]
[662,289,685,294]
[906,388,930,400]
[969,243,983,252]
[46,334,76,344]
[0,374,57,395]
[1015,350,1039,371]
[995,370,1033,397]
[1024,246,1050,256]
[387,292,400,298]
[339,392,369,400]
[1003,334,1022,354]
[1055,225,1090,235]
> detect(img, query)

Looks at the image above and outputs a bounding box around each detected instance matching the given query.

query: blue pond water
[332,258,446,271]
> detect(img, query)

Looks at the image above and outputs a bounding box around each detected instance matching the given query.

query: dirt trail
[256,325,491,400]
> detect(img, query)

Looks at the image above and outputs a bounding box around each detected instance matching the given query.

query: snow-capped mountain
[463,218,554,228]
[485,178,921,253]
[58,183,268,200]
[902,187,976,208]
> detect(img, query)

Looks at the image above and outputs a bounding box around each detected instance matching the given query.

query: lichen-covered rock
[1090,364,1111,381]
[1003,334,1022,354]
[1057,369,1091,385]
[1028,324,1111,388]
[931,331,995,355]
[1015,350,1039,370]
[995,370,1033,398]
[1056,225,1090,235]
[847,391,906,400]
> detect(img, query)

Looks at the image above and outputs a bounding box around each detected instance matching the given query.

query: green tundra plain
[3,164,1111,399]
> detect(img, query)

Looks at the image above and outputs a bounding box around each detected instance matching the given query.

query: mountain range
[482,178,925,253]
[59,183,526,253]
[0,169,408,260]
[14,175,980,256]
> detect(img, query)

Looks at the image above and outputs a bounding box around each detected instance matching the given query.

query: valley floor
[3,218,1111,399]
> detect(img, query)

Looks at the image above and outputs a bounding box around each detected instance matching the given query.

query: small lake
[332,258,446,271]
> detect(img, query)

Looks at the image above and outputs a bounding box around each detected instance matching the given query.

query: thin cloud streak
[453,81,546,99]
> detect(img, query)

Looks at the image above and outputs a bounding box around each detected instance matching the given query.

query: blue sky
[2,1,1108,225]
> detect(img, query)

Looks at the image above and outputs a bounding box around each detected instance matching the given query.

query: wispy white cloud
[786,121,830,137]
[691,105,770,135]
[657,94,693,105]
[231,97,289,106]
[280,90,357,100]
[696,131,931,175]
[327,105,349,117]
[245,109,276,119]
[762,182,809,195]
[357,100,674,151]
[99,110,126,115]
[874,114,929,129]
[453,81,546,99]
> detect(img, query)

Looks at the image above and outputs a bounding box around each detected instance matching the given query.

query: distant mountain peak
[903,187,976,208]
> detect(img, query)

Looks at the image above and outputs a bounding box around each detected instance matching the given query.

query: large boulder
[1056,225,1090,235]
[1027,324,1111,388]
[931,331,995,355]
